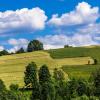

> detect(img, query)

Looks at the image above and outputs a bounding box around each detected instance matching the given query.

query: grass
[62,65,100,79]
[48,47,100,79]
[48,47,100,62]
[0,51,58,88]
[55,57,94,65]
[0,46,99,87]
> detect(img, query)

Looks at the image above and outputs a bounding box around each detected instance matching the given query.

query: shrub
[9,84,19,91]
[0,79,6,91]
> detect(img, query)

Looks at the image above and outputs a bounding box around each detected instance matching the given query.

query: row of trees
[16,40,43,54]
[24,62,100,100]
[0,40,43,56]
[0,62,99,100]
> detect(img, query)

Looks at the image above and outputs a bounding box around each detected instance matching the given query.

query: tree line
[24,62,100,100]
[0,40,43,56]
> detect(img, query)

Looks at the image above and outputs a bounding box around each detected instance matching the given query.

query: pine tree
[24,62,40,100]
[39,65,55,100]
[24,62,38,88]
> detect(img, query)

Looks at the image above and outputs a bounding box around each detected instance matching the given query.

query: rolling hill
[0,46,100,87]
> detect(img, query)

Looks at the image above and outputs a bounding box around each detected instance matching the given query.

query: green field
[0,46,100,87]
[62,65,100,79]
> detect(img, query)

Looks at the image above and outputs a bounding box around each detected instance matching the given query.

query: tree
[24,62,40,100]
[16,48,25,54]
[9,84,19,91]
[66,78,78,99]
[64,45,69,48]
[79,95,89,100]
[24,62,38,88]
[27,40,43,52]
[0,50,9,56]
[39,65,51,85]
[91,68,100,96]
[53,68,65,81]
[53,68,66,100]
[94,59,97,65]
[0,79,6,92]
[76,79,87,96]
[0,91,18,100]
[39,65,55,100]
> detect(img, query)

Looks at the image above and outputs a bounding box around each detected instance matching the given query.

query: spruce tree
[24,62,38,88]
[39,65,55,100]
[24,62,40,100]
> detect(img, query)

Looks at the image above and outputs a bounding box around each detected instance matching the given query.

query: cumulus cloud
[8,38,29,53]
[38,34,97,49]
[77,23,100,34]
[0,7,47,34]
[0,46,4,51]
[48,2,99,26]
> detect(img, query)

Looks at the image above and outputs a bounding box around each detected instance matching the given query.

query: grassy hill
[48,47,100,79]
[0,46,100,87]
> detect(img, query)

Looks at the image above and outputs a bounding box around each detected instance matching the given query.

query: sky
[0,0,100,52]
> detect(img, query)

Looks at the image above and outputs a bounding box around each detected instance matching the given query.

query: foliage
[64,45,69,48]
[0,79,6,91]
[0,91,18,100]
[0,62,100,99]
[66,78,78,98]
[77,78,87,96]
[79,95,89,100]
[0,50,9,56]
[93,59,98,65]
[39,65,55,100]
[53,68,65,81]
[27,40,43,52]
[91,68,100,96]
[53,68,66,100]
[24,62,38,88]
[0,79,20,100]
[39,65,51,85]
[24,62,39,100]
[9,84,19,91]
[16,48,25,54]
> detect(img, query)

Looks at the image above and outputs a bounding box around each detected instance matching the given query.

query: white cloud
[0,46,4,51]
[48,2,99,26]
[38,34,97,49]
[0,7,47,34]
[8,38,29,53]
[94,36,100,41]
[77,23,100,34]
[8,38,29,46]
[7,46,19,53]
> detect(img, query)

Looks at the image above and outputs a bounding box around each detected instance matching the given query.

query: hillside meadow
[0,47,99,87]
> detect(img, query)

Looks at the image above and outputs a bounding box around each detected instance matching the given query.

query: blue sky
[0,0,100,52]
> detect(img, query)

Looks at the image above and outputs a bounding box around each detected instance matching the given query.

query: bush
[0,50,9,56]
[27,40,43,52]
[91,68,100,96]
[10,84,19,91]
[0,79,6,91]
[77,79,87,96]
[80,95,89,100]
[16,48,25,54]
